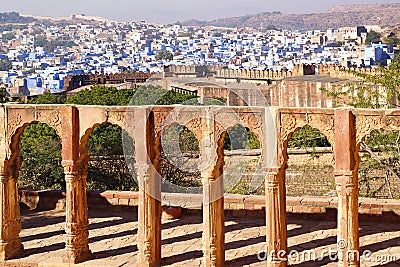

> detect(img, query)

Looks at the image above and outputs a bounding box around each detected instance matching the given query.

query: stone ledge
[18,190,400,219]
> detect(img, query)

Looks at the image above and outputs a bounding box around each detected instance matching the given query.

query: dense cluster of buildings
[0,15,398,97]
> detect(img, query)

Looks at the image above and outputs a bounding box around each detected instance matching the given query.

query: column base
[63,248,92,264]
[0,238,24,260]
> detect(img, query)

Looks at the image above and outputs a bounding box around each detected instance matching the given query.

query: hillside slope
[181,4,400,30]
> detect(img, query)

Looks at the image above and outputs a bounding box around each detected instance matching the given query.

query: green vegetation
[19,123,64,190]
[160,124,201,189]
[66,85,134,105]
[288,126,331,149]
[314,58,400,198]
[0,58,12,71]
[86,124,137,191]
[19,84,224,192]
[0,12,35,23]
[155,50,173,61]
[322,55,400,108]
[224,125,260,150]
[34,36,76,52]
[131,84,196,105]
[28,92,65,104]
[365,30,382,44]
[385,32,400,45]
[0,85,8,103]
[1,32,15,41]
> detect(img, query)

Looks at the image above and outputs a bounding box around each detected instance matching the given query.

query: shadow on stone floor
[23,242,65,257]
[91,244,138,260]
[21,230,65,243]
[162,231,202,246]
[162,214,202,230]
[21,214,65,230]
[161,250,202,265]
[89,229,137,243]
[224,218,400,266]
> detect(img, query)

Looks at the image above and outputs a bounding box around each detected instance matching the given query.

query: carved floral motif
[7,114,22,135]
[36,110,62,134]
[356,115,400,144]
[280,112,334,146]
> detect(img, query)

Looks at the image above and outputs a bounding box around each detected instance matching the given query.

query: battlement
[215,68,294,81]
[63,71,162,91]
[317,64,388,79]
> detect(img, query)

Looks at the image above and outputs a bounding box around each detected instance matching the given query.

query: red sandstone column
[61,106,91,263]
[266,167,287,267]
[133,108,161,267]
[0,161,24,260]
[334,110,359,267]
[201,111,224,267]
[202,167,224,267]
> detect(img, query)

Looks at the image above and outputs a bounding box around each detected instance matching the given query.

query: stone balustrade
[1,104,399,266]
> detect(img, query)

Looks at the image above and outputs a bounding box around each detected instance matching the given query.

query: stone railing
[1,104,400,266]
[19,190,400,222]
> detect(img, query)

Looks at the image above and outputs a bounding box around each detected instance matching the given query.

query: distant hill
[180,3,400,30]
[0,12,36,23]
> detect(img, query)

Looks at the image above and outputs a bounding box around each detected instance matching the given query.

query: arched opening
[359,129,400,199]
[19,123,64,190]
[223,124,262,195]
[78,122,137,264]
[286,125,334,197]
[222,124,266,265]
[86,123,137,191]
[357,129,400,266]
[284,125,338,265]
[159,123,201,193]
[14,122,66,259]
[155,123,203,265]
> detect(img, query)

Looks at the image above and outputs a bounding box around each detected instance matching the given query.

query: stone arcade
[0,104,395,266]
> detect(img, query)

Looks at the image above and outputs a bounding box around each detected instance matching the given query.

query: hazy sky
[2,0,399,24]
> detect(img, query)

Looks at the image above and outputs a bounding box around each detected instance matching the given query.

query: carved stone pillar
[136,163,161,266]
[201,108,224,267]
[334,110,359,267]
[61,106,91,263]
[0,161,23,260]
[62,160,91,263]
[335,171,359,267]
[202,166,224,267]
[133,108,161,267]
[265,167,287,267]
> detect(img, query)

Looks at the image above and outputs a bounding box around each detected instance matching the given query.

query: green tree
[28,92,65,104]
[160,124,201,190]
[19,123,65,190]
[366,30,382,44]
[155,50,173,61]
[288,126,331,149]
[67,85,134,105]
[17,84,226,192]
[1,32,15,41]
[0,85,8,103]
[86,124,137,191]
[131,84,196,105]
[224,125,261,150]
[320,59,400,198]
[0,58,12,71]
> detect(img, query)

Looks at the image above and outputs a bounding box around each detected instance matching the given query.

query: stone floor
[4,209,400,266]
